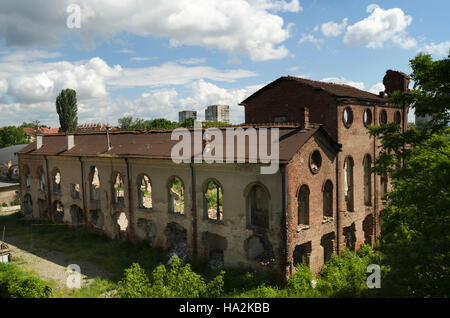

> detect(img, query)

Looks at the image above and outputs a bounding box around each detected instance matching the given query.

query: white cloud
[131,80,264,123]
[420,41,450,57]
[321,18,348,37]
[321,77,365,90]
[0,52,259,126]
[177,58,206,65]
[0,0,295,61]
[299,34,324,49]
[369,82,385,94]
[249,0,303,13]
[129,57,153,62]
[343,5,417,49]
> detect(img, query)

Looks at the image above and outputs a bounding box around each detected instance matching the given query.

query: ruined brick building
[17,70,409,281]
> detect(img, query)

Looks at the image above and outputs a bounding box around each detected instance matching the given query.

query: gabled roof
[17,124,340,164]
[240,76,388,105]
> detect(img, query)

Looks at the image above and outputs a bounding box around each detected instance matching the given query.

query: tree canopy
[56,89,78,133]
[0,126,29,148]
[369,51,450,297]
[117,116,230,130]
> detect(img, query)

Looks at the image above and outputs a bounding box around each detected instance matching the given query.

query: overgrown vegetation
[368,52,450,297]
[0,262,51,298]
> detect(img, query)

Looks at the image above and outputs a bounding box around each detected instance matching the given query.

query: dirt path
[1,210,113,293]
[6,237,113,292]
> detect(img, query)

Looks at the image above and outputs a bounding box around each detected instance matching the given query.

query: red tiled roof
[240,76,388,105]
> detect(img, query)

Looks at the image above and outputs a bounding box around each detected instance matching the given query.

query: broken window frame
[344,156,354,212]
[23,165,31,189]
[363,154,372,206]
[70,183,81,200]
[309,150,322,174]
[137,174,152,210]
[246,183,270,230]
[37,167,46,193]
[204,179,224,223]
[89,166,100,201]
[168,176,185,215]
[379,109,388,125]
[112,172,125,207]
[52,168,61,195]
[323,180,333,219]
[297,184,310,227]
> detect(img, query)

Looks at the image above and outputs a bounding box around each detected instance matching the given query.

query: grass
[0,210,278,297]
[0,211,167,281]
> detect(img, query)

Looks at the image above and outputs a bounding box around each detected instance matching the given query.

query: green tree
[56,88,78,133]
[369,52,450,297]
[0,126,29,148]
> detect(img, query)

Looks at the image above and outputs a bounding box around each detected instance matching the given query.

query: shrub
[116,263,151,298]
[286,264,318,297]
[0,263,51,298]
[116,257,225,298]
[148,257,224,298]
[317,246,377,297]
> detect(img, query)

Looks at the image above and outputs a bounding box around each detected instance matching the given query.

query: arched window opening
[113,172,125,207]
[71,184,80,199]
[23,194,33,218]
[394,111,401,125]
[380,109,387,125]
[23,165,30,189]
[344,157,354,211]
[138,175,152,209]
[293,241,312,267]
[168,177,185,214]
[89,166,100,201]
[364,155,372,206]
[38,167,45,193]
[247,184,269,229]
[204,179,223,221]
[298,185,310,227]
[323,180,333,220]
[53,201,64,224]
[53,169,61,195]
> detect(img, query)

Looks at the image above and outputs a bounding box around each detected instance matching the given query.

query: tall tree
[56,89,78,133]
[369,52,450,297]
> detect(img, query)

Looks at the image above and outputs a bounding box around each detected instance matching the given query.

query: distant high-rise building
[205,105,229,123]
[179,111,197,122]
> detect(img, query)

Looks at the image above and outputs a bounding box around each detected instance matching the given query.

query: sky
[0,0,448,127]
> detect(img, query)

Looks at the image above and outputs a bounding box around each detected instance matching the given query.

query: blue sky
[0,0,448,127]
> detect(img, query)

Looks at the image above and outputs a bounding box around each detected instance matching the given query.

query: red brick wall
[286,131,338,275]
[244,81,339,140]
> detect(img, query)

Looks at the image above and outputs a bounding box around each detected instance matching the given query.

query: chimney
[303,107,310,128]
[383,70,410,96]
[36,135,43,149]
[67,134,74,150]
[106,126,111,150]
